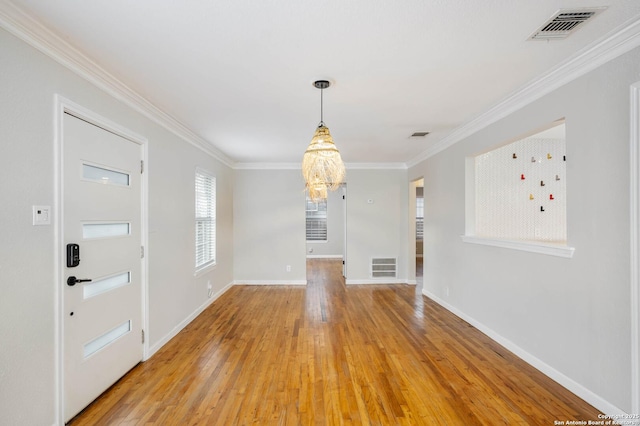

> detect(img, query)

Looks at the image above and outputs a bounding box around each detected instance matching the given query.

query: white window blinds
[195,169,216,269]
[306,197,327,241]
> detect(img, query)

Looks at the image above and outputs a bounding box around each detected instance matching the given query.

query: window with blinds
[195,169,216,270]
[306,197,327,241]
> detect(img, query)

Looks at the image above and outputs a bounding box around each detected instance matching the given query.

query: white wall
[147,137,234,349]
[409,46,640,412]
[234,168,410,285]
[306,187,344,258]
[345,169,409,283]
[0,27,234,425]
[233,169,307,284]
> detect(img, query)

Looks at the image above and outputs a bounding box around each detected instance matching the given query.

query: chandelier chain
[320,87,324,126]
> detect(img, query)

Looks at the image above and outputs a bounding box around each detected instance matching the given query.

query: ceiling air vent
[411,132,430,137]
[529,7,606,41]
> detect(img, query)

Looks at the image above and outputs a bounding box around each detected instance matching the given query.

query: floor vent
[529,8,606,41]
[371,258,397,278]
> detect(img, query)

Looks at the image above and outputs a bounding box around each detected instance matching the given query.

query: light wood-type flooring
[70,259,600,425]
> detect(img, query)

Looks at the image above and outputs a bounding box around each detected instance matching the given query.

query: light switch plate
[33,205,51,225]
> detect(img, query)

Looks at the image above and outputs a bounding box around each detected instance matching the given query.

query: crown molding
[0,0,235,168]
[345,162,407,170]
[233,162,300,170]
[407,14,640,168]
[3,0,639,171]
[233,162,407,170]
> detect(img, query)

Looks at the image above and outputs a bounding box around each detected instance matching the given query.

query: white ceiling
[8,0,640,165]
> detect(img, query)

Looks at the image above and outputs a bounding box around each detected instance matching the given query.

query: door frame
[342,183,347,278]
[408,178,424,285]
[631,82,640,414]
[54,95,149,424]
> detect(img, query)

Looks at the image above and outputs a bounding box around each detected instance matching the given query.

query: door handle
[67,276,92,286]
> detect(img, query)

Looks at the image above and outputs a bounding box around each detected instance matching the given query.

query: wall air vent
[371,258,397,278]
[529,8,606,41]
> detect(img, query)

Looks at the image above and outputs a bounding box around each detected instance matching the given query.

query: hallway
[69,259,599,424]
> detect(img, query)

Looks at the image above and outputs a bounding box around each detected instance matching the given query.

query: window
[471,123,566,243]
[463,120,574,258]
[306,196,327,241]
[195,169,216,270]
[416,196,424,240]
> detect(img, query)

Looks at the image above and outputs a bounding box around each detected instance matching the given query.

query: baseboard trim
[306,255,344,259]
[233,280,307,286]
[147,281,234,358]
[422,289,628,417]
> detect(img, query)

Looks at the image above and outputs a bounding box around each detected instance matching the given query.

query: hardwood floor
[70,259,600,425]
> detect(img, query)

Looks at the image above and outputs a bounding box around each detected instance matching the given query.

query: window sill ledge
[194,262,217,277]
[461,236,575,258]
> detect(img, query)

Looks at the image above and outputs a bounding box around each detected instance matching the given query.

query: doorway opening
[305,184,346,278]
[409,178,424,286]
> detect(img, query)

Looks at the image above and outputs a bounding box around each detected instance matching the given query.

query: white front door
[63,112,143,422]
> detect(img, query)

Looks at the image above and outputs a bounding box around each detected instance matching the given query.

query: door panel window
[82,223,130,239]
[83,272,131,299]
[83,320,131,359]
[82,163,129,186]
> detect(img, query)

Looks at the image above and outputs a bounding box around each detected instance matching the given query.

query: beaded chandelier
[302,80,345,202]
